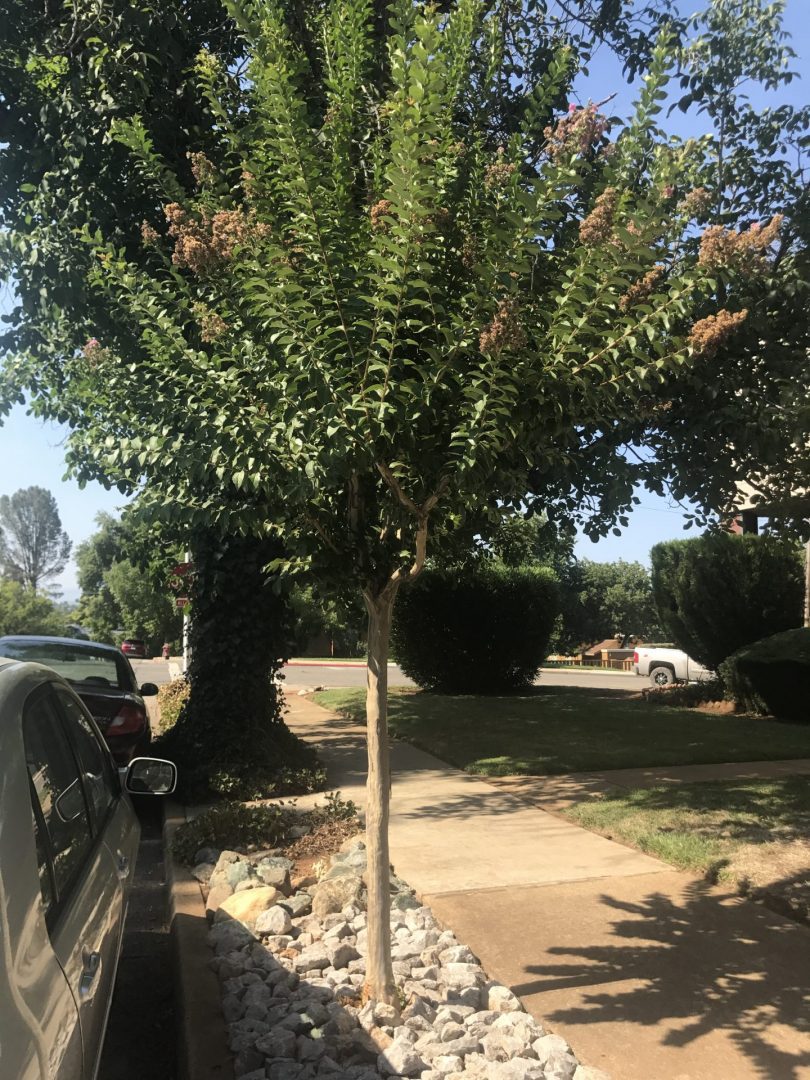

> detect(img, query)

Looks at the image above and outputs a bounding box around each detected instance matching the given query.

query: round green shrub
[720,628,810,722]
[650,534,804,670]
[391,564,559,693]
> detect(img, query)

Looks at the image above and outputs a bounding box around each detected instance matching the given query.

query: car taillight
[108,703,146,735]
[633,651,639,664]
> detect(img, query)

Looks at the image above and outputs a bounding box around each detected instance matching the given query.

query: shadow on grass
[513,876,810,1080]
[590,776,810,848]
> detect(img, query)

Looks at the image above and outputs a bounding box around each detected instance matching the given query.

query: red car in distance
[0,636,158,765]
[121,638,148,659]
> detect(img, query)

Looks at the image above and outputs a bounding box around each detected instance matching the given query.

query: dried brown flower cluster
[698,215,783,275]
[370,199,394,232]
[479,298,526,354]
[484,160,517,189]
[688,308,748,358]
[188,151,217,187]
[461,235,480,269]
[164,203,269,274]
[619,265,665,311]
[678,187,712,217]
[141,221,160,246]
[579,187,618,246]
[544,103,609,161]
[193,303,228,343]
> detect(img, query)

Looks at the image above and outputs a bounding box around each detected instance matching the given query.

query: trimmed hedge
[720,628,810,722]
[391,564,559,693]
[650,534,804,670]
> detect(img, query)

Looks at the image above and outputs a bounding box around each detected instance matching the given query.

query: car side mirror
[125,757,177,795]
[139,682,159,696]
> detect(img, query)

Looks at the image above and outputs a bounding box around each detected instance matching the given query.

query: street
[134,659,640,694]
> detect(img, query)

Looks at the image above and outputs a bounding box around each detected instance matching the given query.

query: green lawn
[564,778,810,918]
[313,685,810,775]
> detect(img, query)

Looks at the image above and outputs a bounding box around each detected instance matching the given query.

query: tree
[641,0,810,529]
[75,510,182,649]
[0,486,71,592]
[0,579,67,636]
[558,559,664,650]
[651,533,804,669]
[30,0,771,1002]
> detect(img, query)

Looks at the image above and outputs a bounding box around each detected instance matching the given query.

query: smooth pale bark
[362,585,399,1005]
[804,540,810,629]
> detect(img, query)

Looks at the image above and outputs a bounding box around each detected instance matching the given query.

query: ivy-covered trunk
[159,531,319,801]
[362,584,400,1006]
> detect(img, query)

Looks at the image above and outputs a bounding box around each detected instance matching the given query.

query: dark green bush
[650,534,804,670]
[642,678,727,708]
[391,564,559,693]
[719,628,810,722]
[172,802,293,865]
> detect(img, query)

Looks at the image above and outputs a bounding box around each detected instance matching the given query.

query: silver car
[0,656,176,1079]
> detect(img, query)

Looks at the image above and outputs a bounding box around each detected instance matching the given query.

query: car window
[28,779,56,920]
[0,639,127,689]
[52,686,119,828]
[23,691,93,907]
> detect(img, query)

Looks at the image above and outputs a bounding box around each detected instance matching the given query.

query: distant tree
[0,486,71,592]
[75,510,181,649]
[558,559,663,650]
[0,579,66,636]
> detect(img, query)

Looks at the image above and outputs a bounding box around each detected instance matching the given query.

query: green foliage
[642,678,726,708]
[171,791,360,864]
[0,579,67,636]
[651,534,804,670]
[391,565,559,693]
[172,802,293,865]
[0,486,71,593]
[720,628,810,722]
[156,676,190,733]
[557,558,664,650]
[289,582,367,657]
[651,0,810,531]
[156,531,323,801]
[74,510,182,650]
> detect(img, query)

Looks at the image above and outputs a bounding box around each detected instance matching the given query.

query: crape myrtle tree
[27,0,770,1001]
[639,0,810,527]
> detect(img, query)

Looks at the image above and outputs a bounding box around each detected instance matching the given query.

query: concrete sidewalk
[286,696,810,1080]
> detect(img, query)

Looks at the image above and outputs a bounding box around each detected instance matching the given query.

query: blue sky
[1,0,807,600]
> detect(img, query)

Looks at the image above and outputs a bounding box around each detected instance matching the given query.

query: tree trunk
[362,585,399,1006]
[804,539,810,629]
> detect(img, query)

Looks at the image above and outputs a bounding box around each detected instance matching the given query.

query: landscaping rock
[208,837,605,1080]
[215,886,284,929]
[311,874,364,918]
[256,905,293,936]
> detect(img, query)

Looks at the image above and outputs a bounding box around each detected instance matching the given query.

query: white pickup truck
[633,646,714,686]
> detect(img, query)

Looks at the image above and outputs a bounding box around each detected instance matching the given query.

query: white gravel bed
[194,836,609,1080]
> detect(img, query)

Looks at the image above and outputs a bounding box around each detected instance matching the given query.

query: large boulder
[214,886,284,929]
[311,873,364,919]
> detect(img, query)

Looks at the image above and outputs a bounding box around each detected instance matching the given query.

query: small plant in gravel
[172,802,294,865]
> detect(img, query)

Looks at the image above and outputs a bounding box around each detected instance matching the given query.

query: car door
[23,684,131,1080]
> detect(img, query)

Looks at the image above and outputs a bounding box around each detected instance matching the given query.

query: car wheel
[650,666,675,687]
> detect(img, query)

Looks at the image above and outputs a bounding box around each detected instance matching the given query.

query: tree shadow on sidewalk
[513,876,810,1080]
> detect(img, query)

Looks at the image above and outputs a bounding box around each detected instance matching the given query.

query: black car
[0,635,158,765]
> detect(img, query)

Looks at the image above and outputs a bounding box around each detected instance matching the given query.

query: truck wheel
[650,665,675,687]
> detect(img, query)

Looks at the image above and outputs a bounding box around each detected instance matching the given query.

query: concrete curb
[164,803,233,1080]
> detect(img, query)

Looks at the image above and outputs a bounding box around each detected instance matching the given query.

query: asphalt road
[134,658,640,694]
